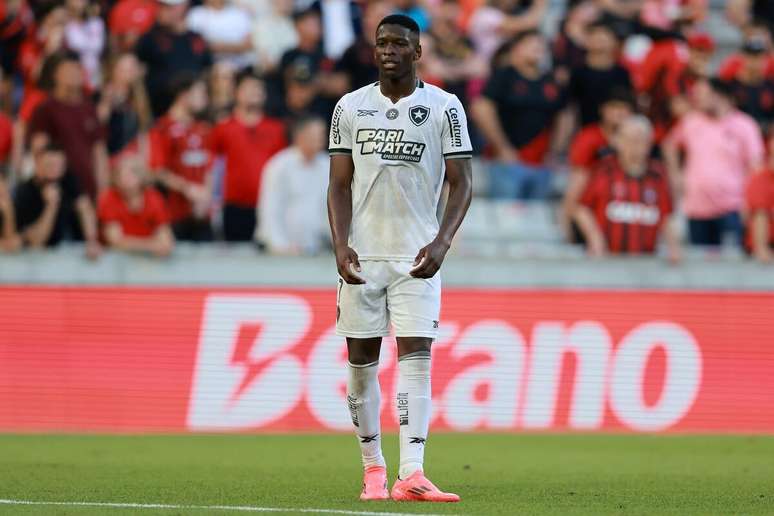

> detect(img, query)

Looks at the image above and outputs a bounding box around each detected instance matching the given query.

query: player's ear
[414,41,422,61]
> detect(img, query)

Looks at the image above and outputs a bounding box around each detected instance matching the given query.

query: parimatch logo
[356,129,426,162]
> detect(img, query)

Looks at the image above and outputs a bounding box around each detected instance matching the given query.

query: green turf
[0,433,772,515]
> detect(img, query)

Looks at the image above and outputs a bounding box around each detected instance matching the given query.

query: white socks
[347,361,386,469]
[397,351,431,479]
[347,352,433,478]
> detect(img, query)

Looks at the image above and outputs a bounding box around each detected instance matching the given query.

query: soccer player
[328,14,472,503]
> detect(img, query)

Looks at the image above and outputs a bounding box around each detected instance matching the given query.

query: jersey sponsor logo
[357,109,378,117]
[331,104,344,144]
[606,201,661,225]
[409,105,430,126]
[386,108,399,120]
[356,128,426,162]
[445,108,463,148]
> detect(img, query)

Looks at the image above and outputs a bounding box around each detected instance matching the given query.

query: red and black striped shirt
[581,156,673,254]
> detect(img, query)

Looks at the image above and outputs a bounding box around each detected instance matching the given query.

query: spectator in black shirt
[14,142,101,259]
[569,20,632,126]
[729,39,774,132]
[0,173,21,252]
[334,0,392,92]
[134,0,213,118]
[472,30,567,199]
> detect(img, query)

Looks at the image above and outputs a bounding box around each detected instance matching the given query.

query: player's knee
[346,338,381,365]
[397,337,432,358]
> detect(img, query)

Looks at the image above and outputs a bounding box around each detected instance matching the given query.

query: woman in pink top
[663,77,764,246]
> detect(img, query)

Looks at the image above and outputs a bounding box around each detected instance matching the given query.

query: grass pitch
[0,433,772,515]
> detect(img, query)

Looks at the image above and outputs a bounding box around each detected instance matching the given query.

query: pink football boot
[359,466,389,501]
[390,471,460,502]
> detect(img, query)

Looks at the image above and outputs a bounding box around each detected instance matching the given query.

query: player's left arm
[411,96,474,278]
[410,157,472,278]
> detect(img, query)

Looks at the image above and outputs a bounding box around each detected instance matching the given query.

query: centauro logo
[356,128,425,162]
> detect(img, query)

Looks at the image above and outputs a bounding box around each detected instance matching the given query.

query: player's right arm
[328,97,365,284]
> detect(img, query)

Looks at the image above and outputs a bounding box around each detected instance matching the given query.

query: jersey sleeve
[441,95,473,159]
[329,96,353,155]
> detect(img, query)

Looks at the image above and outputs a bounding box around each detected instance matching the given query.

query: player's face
[374,25,420,80]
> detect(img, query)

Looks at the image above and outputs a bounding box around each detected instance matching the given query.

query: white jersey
[329,80,473,261]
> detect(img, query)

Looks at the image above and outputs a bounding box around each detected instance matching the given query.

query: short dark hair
[602,86,637,110]
[290,114,325,138]
[235,68,263,88]
[504,29,542,52]
[377,14,420,37]
[35,140,66,156]
[167,72,200,101]
[709,77,734,99]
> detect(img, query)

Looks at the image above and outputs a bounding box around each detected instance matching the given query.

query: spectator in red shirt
[472,30,567,199]
[0,173,21,253]
[149,73,213,241]
[562,87,635,240]
[577,115,681,261]
[28,51,108,200]
[745,136,774,263]
[209,71,286,241]
[99,154,174,257]
[0,107,11,172]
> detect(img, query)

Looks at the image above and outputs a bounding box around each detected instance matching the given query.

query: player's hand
[410,239,450,278]
[335,245,365,284]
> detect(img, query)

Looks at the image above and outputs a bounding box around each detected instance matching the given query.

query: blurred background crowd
[0,0,773,263]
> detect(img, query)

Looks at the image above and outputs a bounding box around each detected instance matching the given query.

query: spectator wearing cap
[468,0,547,64]
[576,115,680,261]
[209,72,286,241]
[109,0,158,52]
[149,74,214,241]
[663,78,765,247]
[0,172,21,253]
[14,142,102,259]
[745,134,774,263]
[134,0,213,117]
[569,20,632,127]
[28,52,108,200]
[98,154,174,257]
[718,19,774,81]
[334,0,391,92]
[727,38,774,132]
[257,116,329,255]
[472,30,567,200]
[186,0,254,70]
[563,88,635,240]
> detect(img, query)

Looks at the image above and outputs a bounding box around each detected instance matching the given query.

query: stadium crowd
[0,0,773,262]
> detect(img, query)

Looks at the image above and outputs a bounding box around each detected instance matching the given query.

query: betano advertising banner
[0,287,773,433]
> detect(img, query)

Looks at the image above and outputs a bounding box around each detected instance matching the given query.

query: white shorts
[336,260,441,339]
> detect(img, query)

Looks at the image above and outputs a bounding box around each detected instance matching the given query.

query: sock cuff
[348,360,379,369]
[398,350,431,362]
